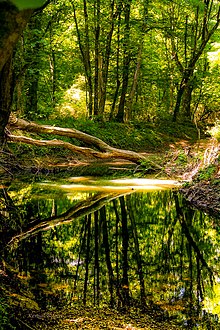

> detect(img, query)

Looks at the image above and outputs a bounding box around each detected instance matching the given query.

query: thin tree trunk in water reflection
[180,227,184,281]
[196,256,203,302]
[101,206,114,307]
[126,195,146,306]
[83,214,91,305]
[94,211,100,306]
[113,199,121,307]
[119,196,130,307]
[187,241,198,329]
[74,220,87,290]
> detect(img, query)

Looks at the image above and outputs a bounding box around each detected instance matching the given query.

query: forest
[1,0,220,329]
[1,0,220,156]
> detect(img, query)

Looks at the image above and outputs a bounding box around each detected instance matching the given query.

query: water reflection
[0,180,220,329]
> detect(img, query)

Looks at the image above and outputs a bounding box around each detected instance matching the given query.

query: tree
[0,2,34,145]
[164,0,220,121]
[115,0,132,122]
[0,0,50,146]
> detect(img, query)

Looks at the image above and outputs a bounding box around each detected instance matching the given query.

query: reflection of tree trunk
[8,191,126,246]
[186,242,197,329]
[101,206,114,306]
[126,195,146,305]
[113,199,121,307]
[94,211,100,305]
[83,214,91,305]
[120,196,130,307]
[74,220,87,290]
[174,193,214,282]
[196,256,203,302]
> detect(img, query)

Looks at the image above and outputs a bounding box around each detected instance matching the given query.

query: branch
[7,116,147,164]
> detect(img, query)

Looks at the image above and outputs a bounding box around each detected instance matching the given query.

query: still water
[1,177,220,329]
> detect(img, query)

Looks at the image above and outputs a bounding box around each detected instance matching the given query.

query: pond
[1,177,220,329]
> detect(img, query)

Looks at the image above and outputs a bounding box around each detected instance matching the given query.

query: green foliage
[197,165,217,181]
[176,151,188,165]
[10,0,220,126]
[0,297,15,330]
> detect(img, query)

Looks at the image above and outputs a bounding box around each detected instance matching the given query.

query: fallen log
[7,115,148,164]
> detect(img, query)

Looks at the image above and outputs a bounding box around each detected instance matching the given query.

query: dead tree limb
[7,115,147,164]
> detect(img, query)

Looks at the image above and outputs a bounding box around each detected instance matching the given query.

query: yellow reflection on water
[40,178,180,193]
[203,280,220,316]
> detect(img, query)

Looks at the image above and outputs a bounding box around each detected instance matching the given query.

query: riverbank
[1,117,220,218]
[180,179,220,218]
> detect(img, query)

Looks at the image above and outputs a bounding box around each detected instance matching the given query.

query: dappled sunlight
[58,76,87,118]
[208,42,220,66]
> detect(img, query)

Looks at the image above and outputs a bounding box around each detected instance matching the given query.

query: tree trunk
[115,0,131,123]
[109,11,121,121]
[99,1,122,118]
[8,115,148,164]
[126,44,143,121]
[72,1,93,117]
[0,56,13,146]
[126,0,148,121]
[171,3,220,121]
[25,15,42,118]
[94,0,100,117]
[173,83,185,122]
[0,4,33,145]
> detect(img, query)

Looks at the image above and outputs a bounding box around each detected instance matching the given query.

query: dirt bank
[180,179,220,218]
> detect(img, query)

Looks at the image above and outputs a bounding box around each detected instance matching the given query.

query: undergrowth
[11,116,199,154]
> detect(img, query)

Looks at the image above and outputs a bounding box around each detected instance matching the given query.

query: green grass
[35,116,199,151]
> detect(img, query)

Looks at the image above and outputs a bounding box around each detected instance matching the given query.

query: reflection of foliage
[1,185,220,328]
[0,297,15,330]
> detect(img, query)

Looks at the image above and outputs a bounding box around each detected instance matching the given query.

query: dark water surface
[1,178,220,329]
